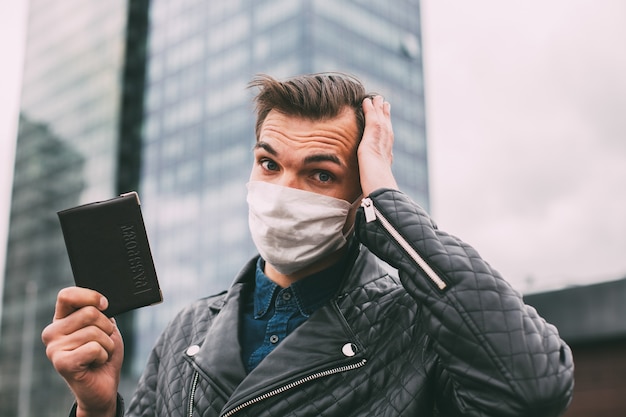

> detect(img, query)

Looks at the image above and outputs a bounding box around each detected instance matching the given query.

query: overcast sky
[421,0,626,292]
[1,1,625,295]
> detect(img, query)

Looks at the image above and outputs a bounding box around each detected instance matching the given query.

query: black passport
[57,192,162,317]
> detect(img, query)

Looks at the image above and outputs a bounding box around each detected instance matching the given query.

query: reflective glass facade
[134,0,428,377]
[1,1,428,414]
[0,1,129,415]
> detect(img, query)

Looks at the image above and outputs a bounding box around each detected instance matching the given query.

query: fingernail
[100,296,109,310]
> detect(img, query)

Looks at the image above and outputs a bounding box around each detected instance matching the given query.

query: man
[42,73,574,417]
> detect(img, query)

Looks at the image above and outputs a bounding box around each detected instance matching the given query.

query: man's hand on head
[358,95,398,196]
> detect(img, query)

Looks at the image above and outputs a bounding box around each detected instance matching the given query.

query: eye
[314,171,334,183]
[260,158,279,171]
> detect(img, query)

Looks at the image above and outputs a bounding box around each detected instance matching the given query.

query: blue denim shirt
[240,256,347,373]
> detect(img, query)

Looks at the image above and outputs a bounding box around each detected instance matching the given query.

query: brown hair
[248,72,371,141]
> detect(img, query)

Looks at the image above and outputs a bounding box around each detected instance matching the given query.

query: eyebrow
[254,141,277,155]
[303,153,342,166]
[254,141,343,167]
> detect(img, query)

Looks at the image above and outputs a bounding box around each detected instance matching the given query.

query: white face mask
[247,181,360,275]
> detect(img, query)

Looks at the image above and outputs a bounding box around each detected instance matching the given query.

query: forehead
[258,108,359,156]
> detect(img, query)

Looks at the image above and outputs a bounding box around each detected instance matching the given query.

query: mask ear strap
[342,194,363,239]
[342,223,355,240]
[350,194,363,209]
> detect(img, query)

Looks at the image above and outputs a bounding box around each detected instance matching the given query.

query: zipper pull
[361,197,377,223]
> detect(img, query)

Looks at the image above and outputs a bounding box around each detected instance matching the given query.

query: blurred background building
[0,0,428,415]
[0,1,133,415]
[525,277,626,416]
[135,0,428,376]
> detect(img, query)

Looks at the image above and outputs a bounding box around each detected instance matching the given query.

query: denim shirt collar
[254,256,346,318]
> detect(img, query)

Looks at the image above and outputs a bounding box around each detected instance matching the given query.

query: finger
[363,95,381,110]
[371,95,384,106]
[54,287,108,320]
[44,317,121,373]
[362,96,374,113]
[49,340,113,376]
[49,306,116,335]
[45,323,116,359]
[371,96,391,121]
[383,100,391,117]
[43,306,115,346]
[363,95,391,123]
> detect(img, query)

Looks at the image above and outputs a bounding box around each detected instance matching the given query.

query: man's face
[249,108,362,205]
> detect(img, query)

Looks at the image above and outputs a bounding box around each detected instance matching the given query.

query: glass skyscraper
[136,0,428,374]
[0,0,141,415]
[0,1,428,415]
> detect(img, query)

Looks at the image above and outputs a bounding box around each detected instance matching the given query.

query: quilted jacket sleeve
[124,320,167,417]
[355,188,574,417]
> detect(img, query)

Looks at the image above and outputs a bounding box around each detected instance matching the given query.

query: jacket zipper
[219,359,367,417]
[188,371,200,417]
[361,197,447,291]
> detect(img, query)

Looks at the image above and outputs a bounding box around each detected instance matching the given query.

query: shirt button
[281,291,292,301]
[269,335,279,344]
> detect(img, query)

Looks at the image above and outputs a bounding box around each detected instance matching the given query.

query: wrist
[361,169,398,197]
[357,154,397,196]
[75,396,119,417]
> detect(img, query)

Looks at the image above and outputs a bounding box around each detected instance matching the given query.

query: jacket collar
[190,243,395,409]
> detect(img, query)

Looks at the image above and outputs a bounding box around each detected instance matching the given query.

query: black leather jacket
[121,189,574,417]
